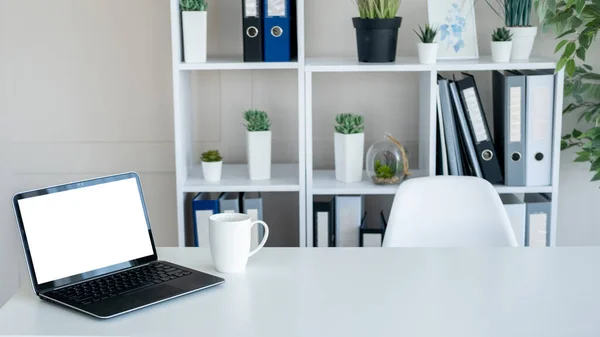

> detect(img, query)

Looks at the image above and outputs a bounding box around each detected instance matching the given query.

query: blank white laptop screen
[18,178,154,284]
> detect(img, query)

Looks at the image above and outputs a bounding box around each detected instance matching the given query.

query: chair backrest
[382,176,518,247]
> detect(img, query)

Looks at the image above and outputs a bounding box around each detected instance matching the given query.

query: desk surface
[1,247,600,337]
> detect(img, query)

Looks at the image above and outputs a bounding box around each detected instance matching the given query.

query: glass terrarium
[366,133,410,185]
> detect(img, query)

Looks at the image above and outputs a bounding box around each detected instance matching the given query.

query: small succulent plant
[491,27,513,42]
[201,150,222,162]
[243,109,271,132]
[414,24,438,44]
[180,0,207,11]
[335,113,364,134]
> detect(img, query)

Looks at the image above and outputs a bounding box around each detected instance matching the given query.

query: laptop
[12,172,225,319]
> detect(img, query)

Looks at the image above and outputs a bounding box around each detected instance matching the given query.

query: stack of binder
[241,0,297,62]
[436,70,556,187]
[191,191,265,248]
[312,196,388,248]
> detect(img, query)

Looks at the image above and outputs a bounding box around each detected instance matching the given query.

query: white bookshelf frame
[170,0,563,248]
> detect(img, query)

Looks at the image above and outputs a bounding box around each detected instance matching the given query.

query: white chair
[382,176,518,247]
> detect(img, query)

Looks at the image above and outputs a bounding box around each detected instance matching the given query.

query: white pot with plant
[334,113,365,183]
[491,27,513,62]
[180,0,208,63]
[201,150,223,182]
[485,0,536,60]
[243,109,271,180]
[414,24,439,64]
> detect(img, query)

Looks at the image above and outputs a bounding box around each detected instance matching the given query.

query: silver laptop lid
[12,172,158,294]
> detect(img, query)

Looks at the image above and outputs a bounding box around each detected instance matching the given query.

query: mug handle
[248,221,269,257]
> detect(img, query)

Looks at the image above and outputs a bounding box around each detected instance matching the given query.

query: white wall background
[1,0,599,307]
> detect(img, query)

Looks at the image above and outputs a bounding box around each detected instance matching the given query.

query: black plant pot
[352,17,402,63]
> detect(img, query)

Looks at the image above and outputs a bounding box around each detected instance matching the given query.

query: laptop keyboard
[50,263,191,306]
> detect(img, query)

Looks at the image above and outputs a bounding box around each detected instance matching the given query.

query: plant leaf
[567,59,577,76]
[575,151,590,162]
[554,39,569,53]
[576,46,586,60]
[592,171,600,181]
[564,41,577,58]
[557,55,569,71]
[557,28,576,38]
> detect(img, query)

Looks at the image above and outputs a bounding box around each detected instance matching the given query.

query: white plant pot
[202,161,222,182]
[247,131,271,180]
[334,132,364,183]
[509,26,537,60]
[182,11,207,63]
[418,42,438,64]
[491,41,513,63]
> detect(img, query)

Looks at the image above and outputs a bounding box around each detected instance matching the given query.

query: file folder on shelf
[500,194,526,246]
[219,192,241,213]
[359,211,387,247]
[334,195,364,247]
[438,77,463,176]
[436,84,449,175]
[493,70,527,186]
[449,81,483,178]
[520,70,555,187]
[455,73,504,184]
[313,196,335,247]
[242,0,263,62]
[524,194,551,247]
[242,192,265,248]
[192,192,220,247]
[263,0,291,62]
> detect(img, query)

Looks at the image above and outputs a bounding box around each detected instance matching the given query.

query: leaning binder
[436,84,449,175]
[334,195,363,247]
[492,70,527,186]
[219,192,241,213]
[242,0,263,62]
[192,192,220,247]
[449,81,483,178]
[313,196,335,247]
[438,77,463,176]
[263,0,291,62]
[242,192,265,248]
[519,70,555,187]
[455,73,504,184]
[359,211,387,247]
[500,194,526,246]
[524,194,551,247]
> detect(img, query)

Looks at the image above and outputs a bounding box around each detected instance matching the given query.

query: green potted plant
[201,150,223,182]
[414,24,438,64]
[180,0,208,63]
[352,0,403,63]
[491,27,513,62]
[535,0,600,182]
[335,113,365,182]
[243,109,271,180]
[485,0,536,60]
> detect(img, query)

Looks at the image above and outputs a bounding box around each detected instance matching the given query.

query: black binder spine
[456,73,504,184]
[242,0,263,62]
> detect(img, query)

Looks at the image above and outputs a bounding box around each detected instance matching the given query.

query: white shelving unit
[170,0,563,248]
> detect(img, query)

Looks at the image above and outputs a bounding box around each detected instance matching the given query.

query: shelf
[183,164,300,193]
[493,185,554,194]
[311,169,427,195]
[178,57,299,71]
[305,56,557,73]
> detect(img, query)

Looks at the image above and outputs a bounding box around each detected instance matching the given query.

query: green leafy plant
[243,109,271,132]
[485,0,533,27]
[535,0,600,182]
[354,0,401,19]
[375,160,395,179]
[492,27,513,41]
[335,113,365,134]
[414,24,438,43]
[201,150,222,162]
[180,0,207,11]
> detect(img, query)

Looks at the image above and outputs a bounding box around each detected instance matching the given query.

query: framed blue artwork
[427,0,479,59]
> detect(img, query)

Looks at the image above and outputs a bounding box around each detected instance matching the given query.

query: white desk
[1,247,600,337]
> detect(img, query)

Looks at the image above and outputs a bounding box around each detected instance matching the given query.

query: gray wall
[1,0,599,307]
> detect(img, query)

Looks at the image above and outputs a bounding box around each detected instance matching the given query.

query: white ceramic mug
[208,213,269,273]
